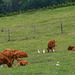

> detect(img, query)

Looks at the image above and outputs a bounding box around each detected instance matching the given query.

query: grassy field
[0,6,75,75]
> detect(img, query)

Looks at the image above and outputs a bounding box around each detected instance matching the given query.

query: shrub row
[0,2,75,17]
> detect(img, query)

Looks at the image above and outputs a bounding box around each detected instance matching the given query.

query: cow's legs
[54,46,57,51]
[51,48,53,52]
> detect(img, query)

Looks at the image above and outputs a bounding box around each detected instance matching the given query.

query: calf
[3,49,18,63]
[17,59,28,66]
[68,46,75,51]
[47,40,57,52]
[0,52,12,67]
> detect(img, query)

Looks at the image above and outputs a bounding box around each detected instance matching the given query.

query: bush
[46,6,50,9]
[69,2,74,6]
[21,10,25,13]
[57,4,62,8]
[19,10,25,14]
[0,14,5,17]
[53,4,57,8]
[26,9,33,13]
[72,2,75,5]
[38,7,42,11]
[32,9,37,12]
[48,6,54,9]
[42,7,46,10]
[19,10,22,14]
[13,12,18,15]
[6,13,14,16]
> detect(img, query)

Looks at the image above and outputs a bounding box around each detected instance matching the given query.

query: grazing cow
[0,52,12,67]
[47,40,57,52]
[3,49,18,63]
[68,46,75,51]
[3,49,28,63]
[17,59,28,66]
[14,50,28,60]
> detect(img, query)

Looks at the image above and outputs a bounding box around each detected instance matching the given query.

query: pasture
[0,6,75,75]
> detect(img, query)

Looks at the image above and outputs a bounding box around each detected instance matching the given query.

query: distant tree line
[0,0,75,14]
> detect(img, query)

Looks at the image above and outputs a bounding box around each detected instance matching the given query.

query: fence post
[34,26,36,38]
[61,23,63,34]
[8,29,10,41]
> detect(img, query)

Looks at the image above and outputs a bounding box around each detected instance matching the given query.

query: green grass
[0,6,75,75]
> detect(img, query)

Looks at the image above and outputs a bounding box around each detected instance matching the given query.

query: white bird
[53,49,55,52]
[43,49,45,53]
[57,61,59,64]
[38,49,40,53]
[56,63,60,66]
[1,65,3,68]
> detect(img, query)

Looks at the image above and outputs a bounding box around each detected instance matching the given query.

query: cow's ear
[15,53,19,58]
[15,53,18,55]
[14,53,18,59]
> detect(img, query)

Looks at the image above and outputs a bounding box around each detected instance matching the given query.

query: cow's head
[68,46,72,50]
[20,62,24,66]
[24,53,28,57]
[7,61,13,68]
[20,61,28,66]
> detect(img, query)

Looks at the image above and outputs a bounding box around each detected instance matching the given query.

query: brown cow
[0,52,12,67]
[47,40,57,52]
[17,59,28,66]
[3,49,28,63]
[3,49,18,63]
[14,50,28,59]
[68,46,75,51]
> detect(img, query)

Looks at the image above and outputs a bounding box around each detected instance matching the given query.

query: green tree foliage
[0,0,75,14]
[0,0,5,13]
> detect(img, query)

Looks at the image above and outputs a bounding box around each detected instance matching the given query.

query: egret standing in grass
[38,49,40,53]
[56,61,60,66]
[53,49,55,52]
[43,49,45,53]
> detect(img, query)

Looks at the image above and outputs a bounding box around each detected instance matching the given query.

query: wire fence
[0,19,75,43]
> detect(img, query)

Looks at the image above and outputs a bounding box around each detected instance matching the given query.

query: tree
[0,0,75,14]
[0,0,5,14]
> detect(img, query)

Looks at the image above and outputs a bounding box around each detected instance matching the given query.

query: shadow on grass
[30,59,52,64]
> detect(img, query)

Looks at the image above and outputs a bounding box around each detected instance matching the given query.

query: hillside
[0,6,75,75]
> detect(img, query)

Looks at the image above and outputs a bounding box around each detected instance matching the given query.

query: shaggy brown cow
[14,50,28,59]
[0,52,12,67]
[47,40,57,52]
[68,46,75,51]
[17,59,28,66]
[3,49,18,63]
